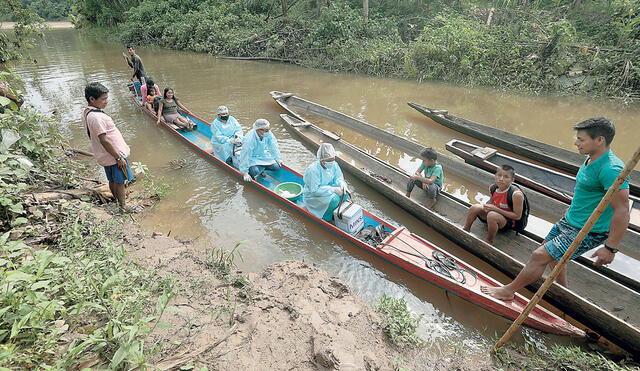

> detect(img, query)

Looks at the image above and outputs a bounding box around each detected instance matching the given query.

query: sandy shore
[0,21,74,29]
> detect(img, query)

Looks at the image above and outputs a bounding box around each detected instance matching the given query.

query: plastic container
[274,182,303,202]
[333,201,364,235]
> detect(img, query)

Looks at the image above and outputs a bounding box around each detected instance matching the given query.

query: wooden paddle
[494,144,640,351]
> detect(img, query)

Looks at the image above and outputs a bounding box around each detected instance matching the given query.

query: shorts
[104,159,135,184]
[479,214,513,231]
[544,217,608,261]
[163,113,181,124]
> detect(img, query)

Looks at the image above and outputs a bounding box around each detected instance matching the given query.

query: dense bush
[74,0,640,97]
[0,0,70,21]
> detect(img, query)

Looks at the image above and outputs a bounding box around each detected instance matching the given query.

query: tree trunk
[280,0,287,18]
[363,0,369,26]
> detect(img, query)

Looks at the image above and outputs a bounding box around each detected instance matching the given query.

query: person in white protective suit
[302,143,349,221]
[239,119,282,181]
[210,105,243,165]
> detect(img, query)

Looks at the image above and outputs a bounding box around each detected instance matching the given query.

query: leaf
[0,232,9,245]
[156,322,172,329]
[109,343,129,369]
[10,312,31,339]
[8,203,24,214]
[5,271,34,282]
[30,280,51,290]
[11,217,28,226]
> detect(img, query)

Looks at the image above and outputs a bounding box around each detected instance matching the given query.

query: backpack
[152,96,162,113]
[489,183,530,233]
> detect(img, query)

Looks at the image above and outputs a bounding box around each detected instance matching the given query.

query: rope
[376,235,477,285]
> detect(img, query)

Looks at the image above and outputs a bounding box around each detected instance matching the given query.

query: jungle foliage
[0,0,71,21]
[69,0,640,97]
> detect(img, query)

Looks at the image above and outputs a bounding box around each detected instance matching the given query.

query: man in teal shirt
[406,147,444,208]
[482,117,630,300]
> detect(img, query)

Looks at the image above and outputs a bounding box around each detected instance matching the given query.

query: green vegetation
[376,294,424,347]
[0,208,174,368]
[0,0,71,21]
[0,88,175,367]
[495,338,638,370]
[70,0,640,97]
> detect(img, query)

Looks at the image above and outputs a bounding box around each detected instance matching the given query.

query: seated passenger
[239,119,282,181]
[463,164,524,244]
[156,87,196,130]
[405,147,444,208]
[210,105,243,165]
[302,143,349,221]
[140,77,161,111]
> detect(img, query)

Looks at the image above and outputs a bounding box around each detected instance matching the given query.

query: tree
[363,0,368,25]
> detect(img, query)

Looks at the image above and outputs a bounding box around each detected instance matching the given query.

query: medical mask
[220,115,229,121]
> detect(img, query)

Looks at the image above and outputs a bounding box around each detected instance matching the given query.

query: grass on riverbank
[494,338,639,370]
[0,206,174,368]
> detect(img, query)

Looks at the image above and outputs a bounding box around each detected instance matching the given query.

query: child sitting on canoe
[463,164,525,244]
[144,85,158,112]
[405,147,443,208]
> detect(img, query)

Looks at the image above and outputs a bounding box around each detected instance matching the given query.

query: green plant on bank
[0,0,47,64]
[493,336,637,370]
[206,242,244,279]
[376,294,424,348]
[0,109,80,232]
[0,205,175,369]
[73,0,640,98]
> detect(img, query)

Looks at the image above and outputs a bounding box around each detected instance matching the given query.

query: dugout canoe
[408,102,640,197]
[124,84,585,337]
[271,93,640,355]
[270,91,640,263]
[445,139,640,237]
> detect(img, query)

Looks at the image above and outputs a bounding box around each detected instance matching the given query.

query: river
[14,29,640,354]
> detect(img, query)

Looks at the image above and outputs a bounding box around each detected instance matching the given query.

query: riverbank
[0,21,73,29]
[1,105,637,368]
[74,0,640,99]
[6,171,637,369]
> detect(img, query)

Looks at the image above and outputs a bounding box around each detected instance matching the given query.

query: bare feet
[481,285,515,301]
[405,192,411,198]
[483,237,494,245]
[462,226,471,232]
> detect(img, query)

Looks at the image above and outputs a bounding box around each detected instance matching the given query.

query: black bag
[489,183,530,233]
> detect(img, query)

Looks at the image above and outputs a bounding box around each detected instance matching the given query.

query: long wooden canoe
[270,92,640,264]
[124,84,585,337]
[408,102,640,197]
[446,139,640,235]
[271,93,640,355]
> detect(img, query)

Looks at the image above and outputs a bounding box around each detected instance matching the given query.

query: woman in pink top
[140,77,161,109]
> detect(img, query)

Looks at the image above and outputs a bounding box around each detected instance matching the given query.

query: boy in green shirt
[482,117,630,301]
[406,147,444,208]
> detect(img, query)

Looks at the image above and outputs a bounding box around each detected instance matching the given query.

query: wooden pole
[494,145,640,351]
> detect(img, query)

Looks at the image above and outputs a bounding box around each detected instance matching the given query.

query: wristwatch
[604,244,619,253]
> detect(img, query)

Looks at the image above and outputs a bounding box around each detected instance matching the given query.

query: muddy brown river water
[14,29,640,353]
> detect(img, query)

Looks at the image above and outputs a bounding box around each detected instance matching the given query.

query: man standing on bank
[482,117,630,300]
[83,82,135,212]
[122,46,146,83]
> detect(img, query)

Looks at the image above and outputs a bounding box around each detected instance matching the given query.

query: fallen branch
[62,146,94,157]
[217,56,298,65]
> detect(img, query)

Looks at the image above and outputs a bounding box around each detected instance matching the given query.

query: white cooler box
[333,201,364,235]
